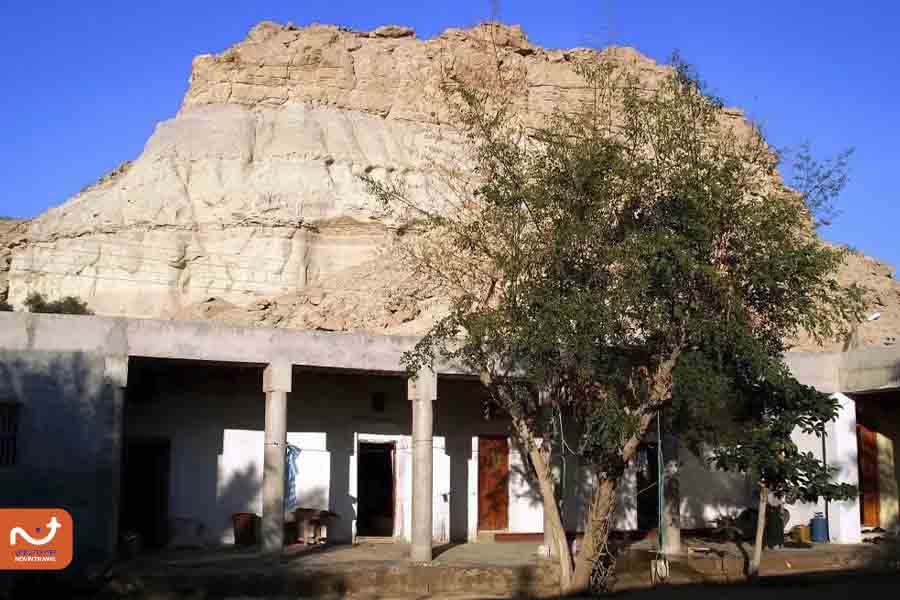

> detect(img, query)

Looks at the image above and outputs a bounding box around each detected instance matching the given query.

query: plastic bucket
[232,512,260,546]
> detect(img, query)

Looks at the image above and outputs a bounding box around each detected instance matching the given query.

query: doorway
[478,436,509,531]
[121,439,171,549]
[636,443,660,531]
[357,442,396,537]
[858,423,881,528]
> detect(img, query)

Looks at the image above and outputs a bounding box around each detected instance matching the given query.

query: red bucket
[231,512,259,546]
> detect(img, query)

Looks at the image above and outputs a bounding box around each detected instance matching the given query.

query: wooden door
[478,437,509,531]
[857,424,880,528]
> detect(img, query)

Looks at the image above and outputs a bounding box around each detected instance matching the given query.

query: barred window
[0,403,20,467]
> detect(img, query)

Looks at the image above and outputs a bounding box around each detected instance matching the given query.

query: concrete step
[103,562,561,598]
[475,530,508,543]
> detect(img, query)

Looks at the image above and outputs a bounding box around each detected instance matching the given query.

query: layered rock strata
[4,22,897,347]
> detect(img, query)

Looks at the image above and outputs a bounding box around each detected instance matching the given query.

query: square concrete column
[826,393,862,543]
[261,361,292,554]
[409,367,437,562]
[105,355,128,562]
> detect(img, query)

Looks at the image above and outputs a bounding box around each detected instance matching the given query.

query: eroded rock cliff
[6,22,673,321]
[4,21,898,348]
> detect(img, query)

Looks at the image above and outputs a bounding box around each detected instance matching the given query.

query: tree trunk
[661,433,681,555]
[530,446,573,588]
[750,483,768,577]
[570,478,617,592]
[508,414,573,589]
[567,415,660,593]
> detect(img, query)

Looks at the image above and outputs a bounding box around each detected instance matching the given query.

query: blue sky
[2,1,897,267]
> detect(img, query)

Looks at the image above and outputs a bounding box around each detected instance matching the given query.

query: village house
[1,311,898,572]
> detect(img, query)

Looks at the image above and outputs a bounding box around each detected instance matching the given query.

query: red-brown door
[478,437,509,531]
[857,424,880,528]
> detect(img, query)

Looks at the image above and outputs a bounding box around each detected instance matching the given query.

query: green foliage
[366,52,864,579]
[784,142,854,228]
[673,347,856,503]
[23,292,93,315]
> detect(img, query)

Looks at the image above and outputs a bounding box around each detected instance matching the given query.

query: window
[0,403,20,467]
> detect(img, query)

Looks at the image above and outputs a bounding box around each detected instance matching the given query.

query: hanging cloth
[285,444,302,512]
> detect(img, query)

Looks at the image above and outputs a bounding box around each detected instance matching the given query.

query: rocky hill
[3,21,898,350]
[790,248,900,352]
[0,217,27,305]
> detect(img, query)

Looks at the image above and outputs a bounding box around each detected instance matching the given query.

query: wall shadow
[125,359,260,547]
[327,428,355,542]
[0,350,123,596]
[447,433,470,542]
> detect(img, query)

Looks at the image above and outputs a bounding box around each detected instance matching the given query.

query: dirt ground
[2,539,897,599]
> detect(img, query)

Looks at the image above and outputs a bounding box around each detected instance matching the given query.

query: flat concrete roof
[839,345,900,393]
[0,312,422,375]
[2,313,898,392]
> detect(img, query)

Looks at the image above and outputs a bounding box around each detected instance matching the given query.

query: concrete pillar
[261,361,292,554]
[409,366,437,562]
[825,393,862,543]
[105,355,128,561]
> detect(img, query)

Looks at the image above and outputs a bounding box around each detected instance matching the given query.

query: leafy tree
[23,292,93,315]
[784,142,854,229]
[674,347,857,575]
[367,49,864,592]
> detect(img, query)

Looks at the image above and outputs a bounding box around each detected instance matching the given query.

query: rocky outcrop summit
[4,22,671,324]
[3,21,898,348]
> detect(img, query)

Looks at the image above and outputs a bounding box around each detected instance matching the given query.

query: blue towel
[285,444,302,512]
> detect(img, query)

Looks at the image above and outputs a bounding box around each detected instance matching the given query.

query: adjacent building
[1,313,898,571]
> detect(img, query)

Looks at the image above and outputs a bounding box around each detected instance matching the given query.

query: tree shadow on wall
[205,454,329,547]
[506,434,637,544]
[0,351,120,596]
[213,462,261,544]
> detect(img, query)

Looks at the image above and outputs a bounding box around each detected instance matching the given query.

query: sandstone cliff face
[7,22,674,322]
[789,249,900,352]
[4,22,898,348]
[0,218,27,304]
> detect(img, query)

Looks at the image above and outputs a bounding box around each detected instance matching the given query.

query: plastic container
[790,525,811,545]
[232,512,260,546]
[810,512,828,543]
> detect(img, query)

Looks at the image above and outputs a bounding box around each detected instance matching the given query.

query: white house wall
[508,445,544,533]
[126,365,546,545]
[126,363,415,544]
[782,393,861,543]
[784,427,827,533]
[215,429,331,543]
[125,362,616,545]
[678,447,754,529]
[557,459,637,532]
[433,436,452,542]
[126,360,867,546]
